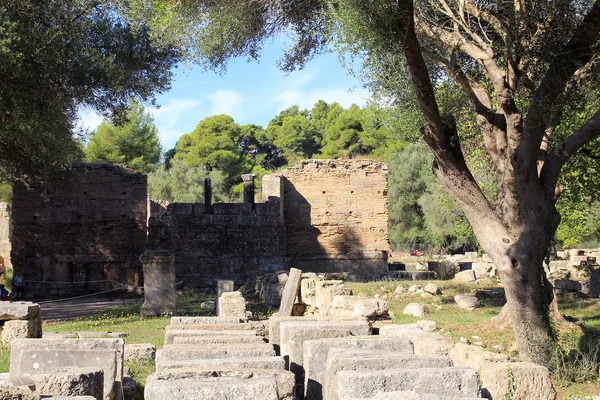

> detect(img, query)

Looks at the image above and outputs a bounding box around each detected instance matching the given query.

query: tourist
[12,272,25,300]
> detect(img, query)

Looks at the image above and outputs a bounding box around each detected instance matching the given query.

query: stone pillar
[216,279,234,316]
[204,178,212,210]
[140,250,176,317]
[241,174,256,204]
[262,175,284,225]
[0,203,11,271]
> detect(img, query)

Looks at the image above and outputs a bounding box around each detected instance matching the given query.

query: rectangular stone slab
[325,350,453,400]
[170,316,244,325]
[302,336,414,400]
[156,344,276,364]
[269,316,366,346]
[278,268,302,316]
[336,367,480,400]
[0,302,40,320]
[279,320,370,389]
[10,339,124,400]
[165,321,268,337]
[344,391,481,400]
[172,335,266,345]
[155,356,286,372]
[164,329,257,345]
[145,371,280,400]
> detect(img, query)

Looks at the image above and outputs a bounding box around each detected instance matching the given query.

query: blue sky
[78,39,369,151]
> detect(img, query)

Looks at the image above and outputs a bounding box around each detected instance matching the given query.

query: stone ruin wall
[11,163,147,297]
[146,201,286,289]
[279,159,389,277]
[0,203,10,272]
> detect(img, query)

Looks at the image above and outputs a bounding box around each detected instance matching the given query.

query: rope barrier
[37,287,127,304]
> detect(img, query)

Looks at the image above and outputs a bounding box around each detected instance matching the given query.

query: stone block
[554,279,582,292]
[345,391,480,400]
[423,283,441,295]
[268,315,365,346]
[170,316,244,325]
[200,301,215,310]
[416,320,437,331]
[454,294,480,310]
[480,361,556,400]
[279,320,370,382]
[455,270,477,282]
[303,336,414,400]
[330,295,359,311]
[325,349,453,400]
[172,335,266,345]
[164,329,257,345]
[379,325,453,356]
[315,281,352,309]
[403,303,431,317]
[300,276,325,307]
[10,339,124,400]
[472,262,494,279]
[353,299,388,318]
[155,344,276,364]
[449,343,508,372]
[278,268,302,316]
[216,279,234,314]
[217,291,246,318]
[336,367,480,400]
[0,302,40,320]
[1,319,42,347]
[589,269,600,298]
[140,250,176,317]
[28,367,104,400]
[124,343,156,364]
[429,261,458,280]
[155,356,285,372]
[145,369,281,400]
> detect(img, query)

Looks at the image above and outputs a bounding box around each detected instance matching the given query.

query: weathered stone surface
[155,356,285,372]
[76,332,107,339]
[164,329,257,345]
[329,295,359,311]
[590,268,600,298]
[336,367,480,400]
[278,268,302,317]
[282,160,389,277]
[300,275,324,307]
[326,349,453,400]
[268,315,364,346]
[423,283,441,295]
[345,391,480,400]
[124,344,156,364]
[353,299,388,318]
[472,262,494,279]
[216,279,234,314]
[429,261,458,280]
[140,250,176,317]
[1,319,42,346]
[43,332,76,339]
[449,343,509,372]
[554,279,582,292]
[11,164,146,298]
[480,361,556,400]
[10,339,124,400]
[217,291,246,318]
[0,302,40,320]
[28,367,104,400]
[155,344,276,364]
[303,336,414,400]
[315,281,352,309]
[379,325,453,356]
[200,301,215,310]
[0,203,11,272]
[145,369,281,400]
[455,270,477,282]
[416,320,437,332]
[279,320,370,380]
[172,335,266,345]
[403,303,431,317]
[454,294,480,310]
[170,316,244,325]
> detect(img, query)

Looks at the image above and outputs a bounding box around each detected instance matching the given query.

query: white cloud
[206,89,243,117]
[148,98,202,147]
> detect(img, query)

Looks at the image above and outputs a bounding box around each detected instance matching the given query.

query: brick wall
[280,159,389,277]
[11,163,147,297]
[146,201,286,288]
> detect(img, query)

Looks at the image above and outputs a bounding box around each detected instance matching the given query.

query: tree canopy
[0,0,179,181]
[85,100,162,173]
